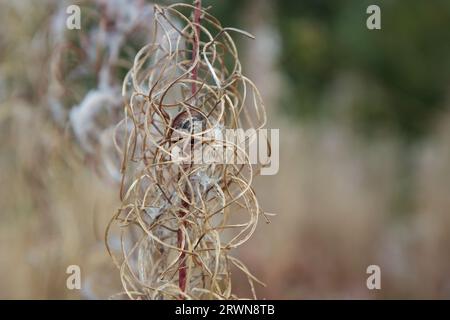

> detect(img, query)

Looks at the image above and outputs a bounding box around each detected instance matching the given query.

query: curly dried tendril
[106,2,268,300]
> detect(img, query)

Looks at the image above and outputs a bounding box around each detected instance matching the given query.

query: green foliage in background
[275,0,450,141]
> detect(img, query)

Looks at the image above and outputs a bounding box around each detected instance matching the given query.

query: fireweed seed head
[47,0,162,182]
[105,2,270,300]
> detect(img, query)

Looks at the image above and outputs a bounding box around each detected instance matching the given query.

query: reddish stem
[178,0,202,299]
[191,0,202,95]
[177,218,187,294]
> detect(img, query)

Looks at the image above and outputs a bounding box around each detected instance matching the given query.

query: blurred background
[1,0,450,299]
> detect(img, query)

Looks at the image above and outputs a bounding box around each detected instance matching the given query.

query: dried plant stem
[177,198,188,296]
[109,2,268,300]
[191,0,202,94]
[178,0,202,298]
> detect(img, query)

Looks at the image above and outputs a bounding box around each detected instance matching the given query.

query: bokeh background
[1,0,450,299]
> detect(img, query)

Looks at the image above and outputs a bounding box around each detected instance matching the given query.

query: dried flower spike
[106,1,268,300]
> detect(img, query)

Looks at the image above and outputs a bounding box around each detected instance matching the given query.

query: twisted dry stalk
[106,2,269,300]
